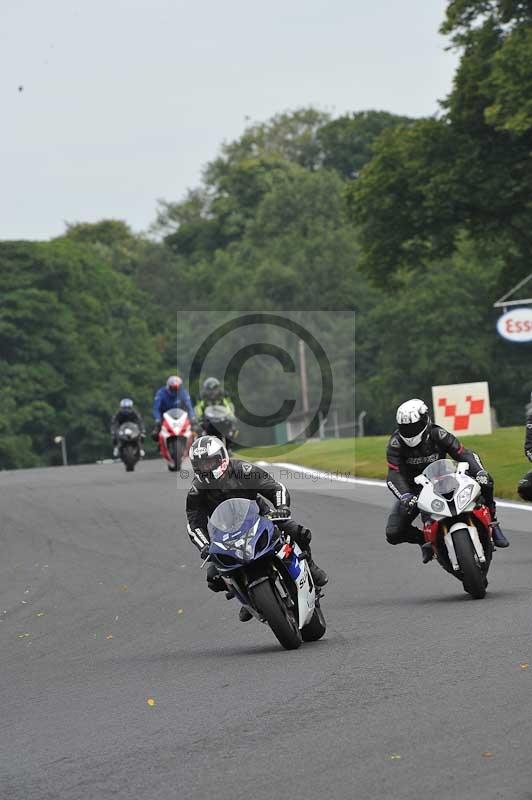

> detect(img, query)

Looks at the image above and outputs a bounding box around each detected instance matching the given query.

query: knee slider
[386,512,403,544]
[386,530,402,545]
[518,472,532,502]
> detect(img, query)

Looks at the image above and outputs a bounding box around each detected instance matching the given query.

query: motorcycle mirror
[414,475,426,486]
[457,462,469,474]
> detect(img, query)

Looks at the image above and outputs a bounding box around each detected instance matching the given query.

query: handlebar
[265,511,292,522]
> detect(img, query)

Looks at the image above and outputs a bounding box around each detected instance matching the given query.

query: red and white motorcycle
[158,408,195,472]
[415,459,494,599]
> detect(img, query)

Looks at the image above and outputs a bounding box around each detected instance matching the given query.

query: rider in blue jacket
[151,375,197,440]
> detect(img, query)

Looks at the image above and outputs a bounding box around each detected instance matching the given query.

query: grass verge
[241,427,528,501]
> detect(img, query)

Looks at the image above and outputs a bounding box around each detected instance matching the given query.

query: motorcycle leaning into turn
[203,498,326,650]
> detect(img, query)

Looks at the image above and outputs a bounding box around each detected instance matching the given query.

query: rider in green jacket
[195,377,235,418]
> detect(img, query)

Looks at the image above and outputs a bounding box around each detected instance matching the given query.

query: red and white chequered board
[432,382,492,435]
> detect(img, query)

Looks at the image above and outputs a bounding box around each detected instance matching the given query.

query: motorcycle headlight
[457,485,474,508]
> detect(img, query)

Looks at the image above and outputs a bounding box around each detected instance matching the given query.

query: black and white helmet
[396,399,430,447]
[189,435,229,483]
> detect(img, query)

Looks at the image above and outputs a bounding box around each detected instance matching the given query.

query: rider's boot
[308,558,328,587]
[490,520,509,548]
[239,606,253,622]
[113,446,119,458]
[421,542,434,564]
[303,542,328,586]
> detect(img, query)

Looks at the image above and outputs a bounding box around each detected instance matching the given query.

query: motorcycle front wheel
[121,444,137,472]
[249,580,302,650]
[168,437,185,471]
[453,530,487,599]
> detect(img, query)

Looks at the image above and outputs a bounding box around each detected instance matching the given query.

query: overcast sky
[1,0,457,240]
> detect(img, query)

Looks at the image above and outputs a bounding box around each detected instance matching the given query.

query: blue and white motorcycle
[207,498,326,650]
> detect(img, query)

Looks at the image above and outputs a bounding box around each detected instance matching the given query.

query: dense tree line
[2,0,531,468]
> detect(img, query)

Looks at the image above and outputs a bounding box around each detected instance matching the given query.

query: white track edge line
[256,460,532,514]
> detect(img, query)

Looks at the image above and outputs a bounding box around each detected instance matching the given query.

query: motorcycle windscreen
[208,498,259,542]
[119,422,139,437]
[422,458,459,497]
[165,408,186,420]
[204,404,232,421]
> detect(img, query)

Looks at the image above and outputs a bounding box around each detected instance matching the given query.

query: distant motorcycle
[206,498,326,650]
[117,422,142,472]
[201,404,238,449]
[415,459,493,599]
[158,408,195,471]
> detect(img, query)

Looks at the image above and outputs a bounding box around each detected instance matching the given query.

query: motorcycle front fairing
[118,422,140,442]
[207,498,315,628]
[202,404,236,439]
[415,460,490,572]
[159,409,192,464]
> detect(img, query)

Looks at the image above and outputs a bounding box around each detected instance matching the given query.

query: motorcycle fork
[271,564,295,608]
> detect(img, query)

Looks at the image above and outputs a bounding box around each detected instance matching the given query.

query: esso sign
[497,307,532,342]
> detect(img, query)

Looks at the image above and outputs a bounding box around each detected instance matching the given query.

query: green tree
[317,110,414,179]
[348,1,532,287]
[0,240,162,468]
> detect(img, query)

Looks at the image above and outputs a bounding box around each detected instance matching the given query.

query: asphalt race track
[2,459,532,800]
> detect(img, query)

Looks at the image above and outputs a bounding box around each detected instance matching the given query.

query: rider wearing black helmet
[110,398,145,458]
[385,398,509,563]
[195,377,237,444]
[195,377,235,417]
[517,393,532,501]
[186,435,328,621]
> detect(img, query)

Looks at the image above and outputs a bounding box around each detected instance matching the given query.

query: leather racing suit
[385,424,494,546]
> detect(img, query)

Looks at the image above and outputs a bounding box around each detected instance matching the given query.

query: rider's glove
[191,418,202,434]
[526,449,532,464]
[271,505,291,520]
[200,544,210,560]
[399,493,418,513]
[151,421,161,442]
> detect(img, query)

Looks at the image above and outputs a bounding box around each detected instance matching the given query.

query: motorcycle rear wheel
[250,580,302,650]
[453,530,486,599]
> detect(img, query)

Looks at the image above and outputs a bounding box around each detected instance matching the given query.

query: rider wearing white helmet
[385,398,509,563]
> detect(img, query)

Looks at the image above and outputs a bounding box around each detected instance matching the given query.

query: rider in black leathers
[386,399,509,562]
[110,399,145,456]
[186,435,328,621]
[517,395,532,501]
